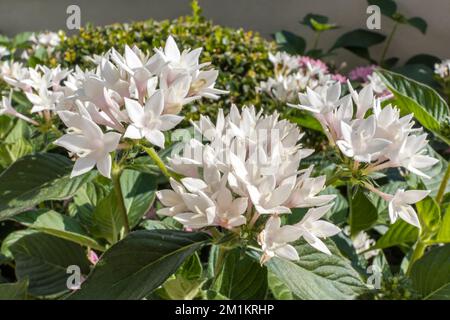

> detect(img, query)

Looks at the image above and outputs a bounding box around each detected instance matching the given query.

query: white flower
[211,187,248,229]
[25,85,64,113]
[388,189,429,228]
[284,166,336,208]
[293,204,341,255]
[189,69,228,99]
[295,82,342,114]
[123,90,183,148]
[348,81,374,119]
[337,116,391,162]
[258,216,301,264]
[434,59,450,79]
[154,35,207,76]
[54,111,121,178]
[367,73,388,95]
[156,178,188,217]
[160,72,200,114]
[386,133,438,178]
[0,46,10,59]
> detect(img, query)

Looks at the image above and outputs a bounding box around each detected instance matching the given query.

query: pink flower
[332,73,347,83]
[298,56,328,73]
[87,249,99,265]
[348,65,376,82]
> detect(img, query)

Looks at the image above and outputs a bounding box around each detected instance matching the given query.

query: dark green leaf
[11,233,91,297]
[411,244,450,299]
[11,209,104,250]
[331,29,385,61]
[261,240,367,299]
[213,248,268,299]
[69,230,210,299]
[274,30,306,54]
[120,169,157,228]
[0,279,28,300]
[0,153,95,221]
[349,189,378,236]
[408,17,427,34]
[368,0,397,17]
[406,54,441,69]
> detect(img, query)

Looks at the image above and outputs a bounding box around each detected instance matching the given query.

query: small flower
[388,189,430,228]
[258,216,301,264]
[293,204,341,255]
[337,116,391,162]
[25,85,64,113]
[54,111,121,178]
[123,90,183,148]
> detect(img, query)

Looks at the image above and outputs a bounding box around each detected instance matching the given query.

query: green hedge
[54,7,278,120]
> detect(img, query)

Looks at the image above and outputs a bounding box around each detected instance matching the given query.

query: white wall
[0,0,449,68]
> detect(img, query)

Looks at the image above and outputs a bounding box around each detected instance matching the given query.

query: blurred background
[0,0,449,68]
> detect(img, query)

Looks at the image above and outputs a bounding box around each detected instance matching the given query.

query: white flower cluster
[0,36,226,178]
[157,105,341,264]
[259,52,334,103]
[290,81,438,229]
[435,59,450,79]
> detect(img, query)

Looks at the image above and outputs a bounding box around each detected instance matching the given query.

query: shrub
[55,4,277,120]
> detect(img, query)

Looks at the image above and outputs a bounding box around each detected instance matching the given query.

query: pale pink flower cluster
[290,81,438,229]
[157,104,341,263]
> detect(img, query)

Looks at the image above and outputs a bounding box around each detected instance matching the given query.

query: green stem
[436,164,450,204]
[142,146,180,181]
[407,240,427,275]
[214,245,228,279]
[347,183,354,237]
[112,164,130,237]
[312,31,321,50]
[379,22,398,66]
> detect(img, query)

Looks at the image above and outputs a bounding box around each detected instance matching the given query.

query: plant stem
[436,164,450,204]
[142,146,180,180]
[379,22,399,66]
[112,164,130,237]
[214,245,228,279]
[407,240,427,275]
[312,31,321,50]
[347,183,354,236]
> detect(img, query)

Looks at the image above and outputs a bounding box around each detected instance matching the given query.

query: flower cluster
[259,52,336,103]
[157,104,341,263]
[290,80,438,228]
[1,36,226,178]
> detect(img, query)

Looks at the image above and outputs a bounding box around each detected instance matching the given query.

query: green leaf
[331,29,385,61]
[69,180,110,228]
[1,229,37,259]
[156,253,204,300]
[406,54,441,69]
[373,220,419,249]
[268,271,293,300]
[0,279,28,300]
[12,32,32,47]
[410,244,450,299]
[10,209,104,251]
[10,232,91,297]
[408,17,427,34]
[416,197,441,234]
[433,205,450,243]
[120,169,157,228]
[368,0,397,17]
[376,69,450,145]
[261,240,367,299]
[349,188,378,236]
[309,18,338,32]
[213,248,268,299]
[90,190,123,244]
[301,13,329,28]
[393,64,435,87]
[69,230,210,299]
[0,153,95,221]
[274,30,306,54]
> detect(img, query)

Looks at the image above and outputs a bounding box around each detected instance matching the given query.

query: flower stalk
[436,164,450,204]
[111,164,130,237]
